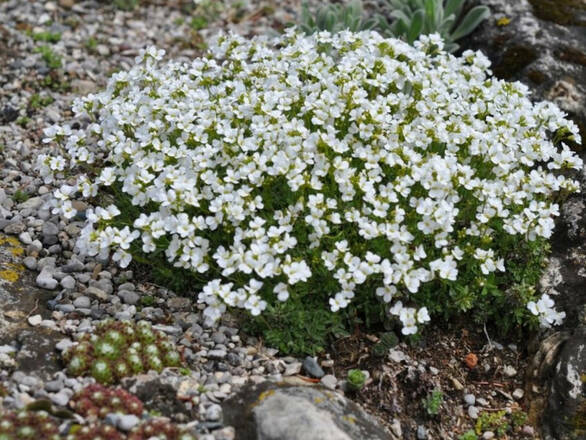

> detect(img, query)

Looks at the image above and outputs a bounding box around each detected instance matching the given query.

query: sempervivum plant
[0,410,60,440]
[69,384,144,420]
[65,423,124,440]
[127,418,197,440]
[63,320,183,384]
[41,30,581,352]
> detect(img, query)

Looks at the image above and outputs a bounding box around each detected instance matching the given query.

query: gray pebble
[464,394,476,406]
[61,275,76,290]
[205,404,222,421]
[73,296,91,308]
[417,425,427,440]
[118,290,140,305]
[468,406,479,419]
[302,356,324,378]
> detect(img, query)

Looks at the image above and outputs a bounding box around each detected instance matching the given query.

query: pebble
[417,425,427,440]
[320,374,337,390]
[117,414,141,431]
[468,406,479,419]
[73,296,91,308]
[49,391,70,406]
[205,404,223,422]
[36,269,58,290]
[61,275,76,290]
[463,394,476,406]
[389,349,406,363]
[503,365,517,377]
[483,432,495,439]
[27,315,42,326]
[302,356,325,378]
[512,388,524,400]
[118,289,140,305]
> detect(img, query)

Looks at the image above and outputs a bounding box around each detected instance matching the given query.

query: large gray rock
[543,326,586,440]
[222,383,392,440]
[464,0,586,146]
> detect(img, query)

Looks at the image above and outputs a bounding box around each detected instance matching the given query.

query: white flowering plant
[40,30,582,354]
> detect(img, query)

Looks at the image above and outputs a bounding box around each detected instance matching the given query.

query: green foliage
[372,332,399,356]
[29,93,54,110]
[62,320,184,384]
[190,16,208,31]
[113,0,139,11]
[12,190,30,204]
[378,0,490,52]
[476,410,509,437]
[29,30,61,43]
[422,389,443,416]
[16,116,31,128]
[34,45,62,69]
[85,37,98,53]
[458,431,478,440]
[243,300,349,355]
[298,0,378,34]
[347,369,367,391]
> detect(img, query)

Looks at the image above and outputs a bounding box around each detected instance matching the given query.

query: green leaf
[444,0,465,20]
[408,10,425,43]
[450,5,490,41]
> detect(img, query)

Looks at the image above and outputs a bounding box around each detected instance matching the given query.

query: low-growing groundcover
[39,30,582,354]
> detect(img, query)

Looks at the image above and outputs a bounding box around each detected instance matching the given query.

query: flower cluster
[62,320,183,384]
[40,30,581,334]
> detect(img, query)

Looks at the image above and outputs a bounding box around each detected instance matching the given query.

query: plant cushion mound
[0,410,60,440]
[40,30,581,347]
[69,384,144,419]
[62,320,184,383]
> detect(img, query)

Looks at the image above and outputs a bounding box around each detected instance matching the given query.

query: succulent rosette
[63,320,183,383]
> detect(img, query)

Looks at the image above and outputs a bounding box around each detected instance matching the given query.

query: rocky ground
[0,1,584,439]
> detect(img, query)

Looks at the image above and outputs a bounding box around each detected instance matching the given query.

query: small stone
[468,406,479,419]
[284,362,301,376]
[390,419,402,437]
[58,0,74,8]
[71,79,98,95]
[28,315,42,326]
[522,425,534,436]
[512,388,524,400]
[61,275,76,290]
[320,374,337,390]
[206,404,222,421]
[389,349,406,363]
[4,222,25,234]
[476,397,489,407]
[73,296,91,308]
[23,256,37,270]
[417,425,427,440]
[483,432,495,439]
[36,269,58,290]
[503,365,517,377]
[208,350,227,360]
[302,356,325,378]
[85,286,109,301]
[464,394,476,406]
[45,379,64,392]
[451,378,464,390]
[55,339,73,351]
[117,414,140,431]
[50,391,70,407]
[42,221,59,237]
[118,290,140,305]
[167,296,191,311]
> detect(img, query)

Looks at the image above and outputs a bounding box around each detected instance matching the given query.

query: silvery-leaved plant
[39,30,581,339]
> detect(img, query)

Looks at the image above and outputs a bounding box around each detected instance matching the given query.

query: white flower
[43,31,580,332]
[527,294,566,328]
